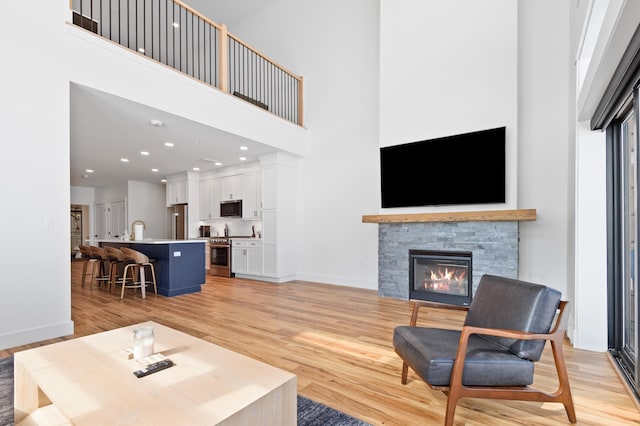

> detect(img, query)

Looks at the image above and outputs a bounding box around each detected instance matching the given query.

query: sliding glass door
[609,92,640,397]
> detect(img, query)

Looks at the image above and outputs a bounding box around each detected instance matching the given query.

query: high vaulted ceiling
[70,0,279,189]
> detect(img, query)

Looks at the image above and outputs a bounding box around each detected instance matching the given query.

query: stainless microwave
[220,200,242,217]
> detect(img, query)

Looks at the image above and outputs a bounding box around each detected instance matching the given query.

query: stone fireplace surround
[362,210,536,300]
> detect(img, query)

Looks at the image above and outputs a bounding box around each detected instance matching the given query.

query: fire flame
[423,267,467,294]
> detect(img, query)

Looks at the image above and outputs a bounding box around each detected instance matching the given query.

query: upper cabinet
[242,172,260,219]
[222,175,242,200]
[199,179,213,220]
[199,178,223,220]
[167,180,187,206]
[198,167,260,220]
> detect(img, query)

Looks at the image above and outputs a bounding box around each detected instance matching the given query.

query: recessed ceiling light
[141,151,150,156]
[151,168,159,172]
[172,22,179,28]
[161,178,167,183]
[239,157,247,161]
[164,142,174,147]
[150,119,164,127]
[138,47,146,53]
[120,158,129,162]
[215,162,222,166]
[85,169,94,173]
[240,146,248,151]
[193,167,200,171]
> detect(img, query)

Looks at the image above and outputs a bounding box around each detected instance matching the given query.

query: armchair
[393,274,576,425]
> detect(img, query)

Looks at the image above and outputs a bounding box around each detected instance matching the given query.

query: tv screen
[380,127,506,208]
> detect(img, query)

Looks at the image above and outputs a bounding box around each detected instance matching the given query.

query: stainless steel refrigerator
[167,204,188,240]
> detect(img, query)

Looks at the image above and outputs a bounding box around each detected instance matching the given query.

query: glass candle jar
[133,326,154,360]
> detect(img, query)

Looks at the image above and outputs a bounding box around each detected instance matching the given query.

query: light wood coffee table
[14,322,296,425]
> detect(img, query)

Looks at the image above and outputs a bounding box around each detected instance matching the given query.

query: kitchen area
[71,152,298,298]
[166,152,298,285]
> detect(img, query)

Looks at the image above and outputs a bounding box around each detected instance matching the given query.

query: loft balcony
[69,0,304,127]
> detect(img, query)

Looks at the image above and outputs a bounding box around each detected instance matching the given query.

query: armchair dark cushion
[393,327,535,387]
[464,275,561,361]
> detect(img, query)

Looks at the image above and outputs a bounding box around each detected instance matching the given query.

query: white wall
[573,121,607,350]
[517,0,572,299]
[95,183,127,204]
[231,0,381,289]
[0,1,74,349]
[127,181,166,239]
[380,0,518,213]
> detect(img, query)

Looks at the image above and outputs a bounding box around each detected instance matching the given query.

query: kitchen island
[98,239,206,297]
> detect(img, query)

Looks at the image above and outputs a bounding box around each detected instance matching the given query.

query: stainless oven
[209,237,232,277]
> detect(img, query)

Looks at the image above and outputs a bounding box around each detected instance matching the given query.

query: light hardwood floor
[3,261,640,425]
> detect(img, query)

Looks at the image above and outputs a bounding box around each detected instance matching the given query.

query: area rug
[0,356,369,426]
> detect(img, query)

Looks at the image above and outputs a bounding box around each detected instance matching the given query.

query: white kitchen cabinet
[167,180,187,205]
[258,153,297,281]
[199,179,213,220]
[222,175,242,200]
[242,172,260,219]
[231,239,263,275]
[210,178,223,218]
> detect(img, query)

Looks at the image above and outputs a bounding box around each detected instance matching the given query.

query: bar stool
[104,246,129,292]
[78,245,96,288]
[89,246,111,290]
[120,247,157,299]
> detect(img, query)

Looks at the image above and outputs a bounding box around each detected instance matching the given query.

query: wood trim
[362,209,536,224]
[219,23,229,93]
[172,0,223,30]
[298,76,304,126]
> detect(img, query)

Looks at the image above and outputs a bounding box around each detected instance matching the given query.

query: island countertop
[95,239,206,245]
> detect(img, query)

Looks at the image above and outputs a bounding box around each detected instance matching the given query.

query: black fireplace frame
[409,249,473,306]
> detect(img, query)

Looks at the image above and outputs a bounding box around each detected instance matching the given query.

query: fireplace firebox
[409,250,473,306]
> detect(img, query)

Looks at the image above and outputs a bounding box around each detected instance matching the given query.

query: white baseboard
[0,320,74,351]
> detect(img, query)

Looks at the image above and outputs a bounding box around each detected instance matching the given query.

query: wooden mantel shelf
[362,209,536,224]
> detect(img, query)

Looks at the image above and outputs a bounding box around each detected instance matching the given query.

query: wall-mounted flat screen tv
[380,127,506,208]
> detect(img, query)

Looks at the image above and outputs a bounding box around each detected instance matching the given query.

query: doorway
[70,205,90,259]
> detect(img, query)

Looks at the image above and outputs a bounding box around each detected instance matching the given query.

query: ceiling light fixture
[151,168,159,172]
[85,169,94,173]
[164,142,174,147]
[193,167,200,171]
[239,157,247,161]
[140,151,150,156]
[161,178,167,183]
[150,119,164,127]
[240,146,248,151]
[215,162,222,166]
[120,158,129,163]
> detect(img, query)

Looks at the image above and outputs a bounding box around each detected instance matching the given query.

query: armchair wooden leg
[444,384,462,426]
[551,340,577,423]
[401,361,409,384]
